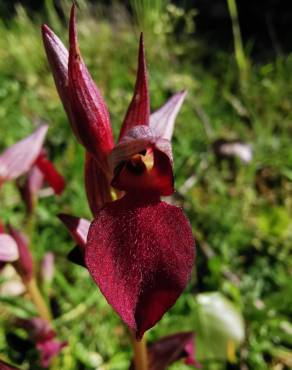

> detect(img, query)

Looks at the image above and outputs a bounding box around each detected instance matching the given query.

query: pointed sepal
[42,24,70,115]
[150,91,187,141]
[84,152,112,217]
[35,152,65,195]
[8,226,33,282]
[0,125,48,184]
[58,213,90,267]
[119,34,150,140]
[68,4,114,171]
[0,234,19,262]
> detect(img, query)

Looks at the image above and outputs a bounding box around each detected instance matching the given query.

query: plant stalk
[130,331,148,370]
[25,278,52,322]
[226,0,249,86]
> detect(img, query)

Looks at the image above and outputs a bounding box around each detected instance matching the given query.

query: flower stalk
[226,0,249,87]
[25,278,52,322]
[130,331,148,370]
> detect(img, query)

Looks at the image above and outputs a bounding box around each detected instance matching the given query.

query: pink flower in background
[18,317,67,368]
[0,125,65,212]
[43,4,195,339]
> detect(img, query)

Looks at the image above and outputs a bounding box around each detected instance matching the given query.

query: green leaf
[194,292,245,362]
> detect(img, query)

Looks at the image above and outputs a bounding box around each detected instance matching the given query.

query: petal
[110,126,173,196]
[68,4,114,171]
[130,332,201,370]
[150,91,187,141]
[40,252,55,284]
[0,125,48,183]
[85,194,195,339]
[58,214,90,249]
[67,245,86,267]
[84,152,112,217]
[0,220,5,233]
[0,234,19,262]
[118,33,150,140]
[17,317,55,342]
[18,166,44,213]
[36,339,67,368]
[212,139,253,164]
[8,226,33,282]
[42,23,87,145]
[35,153,65,195]
[41,24,70,116]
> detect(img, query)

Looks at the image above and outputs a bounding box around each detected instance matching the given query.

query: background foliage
[0,0,291,369]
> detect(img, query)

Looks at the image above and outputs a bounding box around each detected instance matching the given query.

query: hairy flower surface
[43,4,195,339]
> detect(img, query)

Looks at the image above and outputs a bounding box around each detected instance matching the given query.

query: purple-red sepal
[85,193,195,339]
[68,5,114,171]
[17,317,67,368]
[85,152,112,216]
[150,90,187,141]
[119,33,150,140]
[58,214,90,267]
[0,125,48,184]
[7,226,33,283]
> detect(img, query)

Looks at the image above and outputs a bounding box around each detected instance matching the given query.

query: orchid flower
[0,125,65,212]
[43,5,194,340]
[17,317,67,368]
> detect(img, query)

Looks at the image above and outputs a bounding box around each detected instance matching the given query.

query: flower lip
[110,126,174,196]
[118,33,150,140]
[85,193,195,339]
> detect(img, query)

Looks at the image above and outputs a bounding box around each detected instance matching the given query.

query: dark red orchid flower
[0,125,65,212]
[130,332,201,370]
[17,317,67,368]
[7,225,34,283]
[0,227,19,264]
[43,4,194,339]
[0,223,34,282]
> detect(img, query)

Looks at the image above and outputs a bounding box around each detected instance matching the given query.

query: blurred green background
[0,0,291,369]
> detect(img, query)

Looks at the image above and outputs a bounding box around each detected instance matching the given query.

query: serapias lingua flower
[0,125,65,212]
[17,317,67,368]
[42,4,195,339]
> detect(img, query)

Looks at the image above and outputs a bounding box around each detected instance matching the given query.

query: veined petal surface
[84,152,112,217]
[0,125,48,183]
[119,34,150,140]
[150,91,187,141]
[68,5,114,170]
[35,153,65,195]
[0,234,19,262]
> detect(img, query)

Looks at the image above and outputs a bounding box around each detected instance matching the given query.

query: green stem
[226,0,249,87]
[25,278,52,322]
[130,331,148,370]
